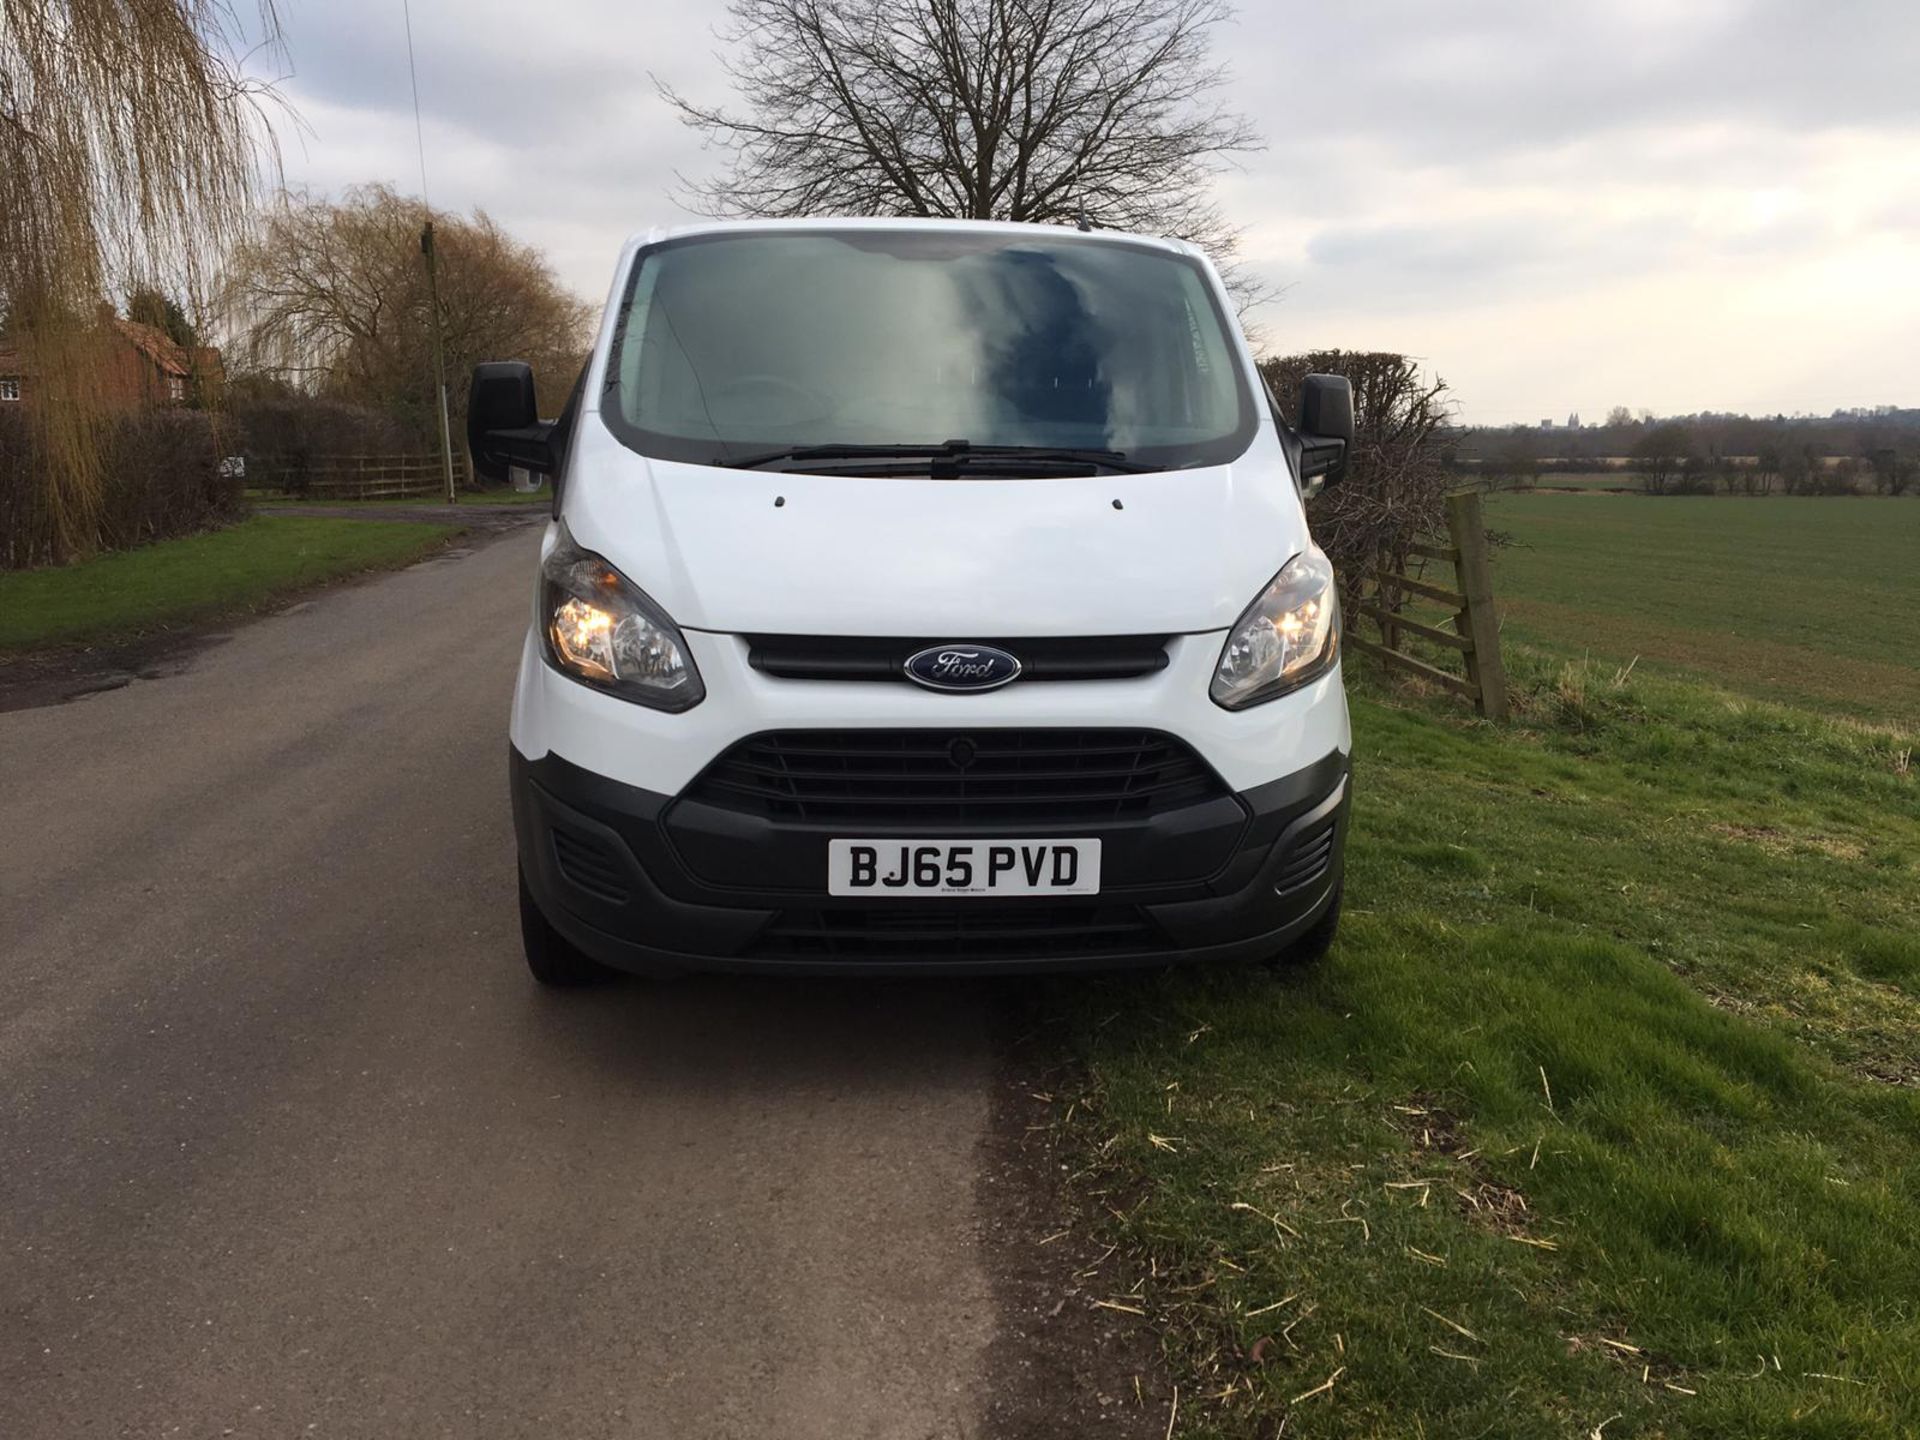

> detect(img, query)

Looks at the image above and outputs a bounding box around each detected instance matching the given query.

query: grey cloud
[277,1,670,141]
[1304,220,1570,281]
[266,0,726,292]
[1275,202,1835,324]
[1302,213,1660,291]
[250,0,1919,418]
[1227,0,1920,167]
[269,0,1920,258]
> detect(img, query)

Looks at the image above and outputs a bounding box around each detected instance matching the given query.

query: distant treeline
[1460,407,1920,496]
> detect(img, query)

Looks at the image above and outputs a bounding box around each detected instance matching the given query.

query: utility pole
[420,220,457,504]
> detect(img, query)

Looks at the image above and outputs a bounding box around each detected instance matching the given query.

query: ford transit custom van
[472,219,1355,983]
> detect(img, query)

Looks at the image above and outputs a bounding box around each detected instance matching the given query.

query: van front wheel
[518,866,611,987]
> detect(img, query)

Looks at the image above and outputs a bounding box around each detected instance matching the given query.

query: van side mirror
[1297,373,1354,493]
[467,361,556,482]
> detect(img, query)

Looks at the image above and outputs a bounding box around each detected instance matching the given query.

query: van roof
[619,216,1202,261]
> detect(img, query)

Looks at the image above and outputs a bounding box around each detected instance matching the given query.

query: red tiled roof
[0,326,219,382]
[115,319,192,378]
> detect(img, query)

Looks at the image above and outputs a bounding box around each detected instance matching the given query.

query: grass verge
[1038,653,1919,1437]
[245,486,551,507]
[0,515,462,651]
[457,485,552,506]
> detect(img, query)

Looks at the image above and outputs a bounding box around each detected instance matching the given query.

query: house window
[167,376,186,403]
[0,378,20,402]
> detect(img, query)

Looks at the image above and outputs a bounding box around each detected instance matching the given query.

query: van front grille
[750,902,1162,960]
[683,729,1227,826]
[746,634,1169,683]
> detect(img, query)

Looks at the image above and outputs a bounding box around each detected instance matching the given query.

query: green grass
[1516,470,1637,492]
[1040,657,1919,1437]
[459,485,552,505]
[0,515,461,650]
[1487,494,1920,722]
[247,485,551,507]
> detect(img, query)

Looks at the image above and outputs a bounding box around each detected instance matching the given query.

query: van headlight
[1211,548,1340,709]
[539,524,704,711]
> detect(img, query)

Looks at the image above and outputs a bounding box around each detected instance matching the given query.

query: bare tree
[1821,455,1862,496]
[1867,446,1915,497]
[1258,351,1456,606]
[1,0,282,559]
[659,0,1260,266]
[1632,422,1691,496]
[1780,444,1815,496]
[224,185,592,442]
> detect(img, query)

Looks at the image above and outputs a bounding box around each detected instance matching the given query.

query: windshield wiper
[961,444,1155,474]
[718,439,1153,475]
[720,442,955,469]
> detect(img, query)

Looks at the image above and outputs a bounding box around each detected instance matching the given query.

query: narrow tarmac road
[0,530,1008,1438]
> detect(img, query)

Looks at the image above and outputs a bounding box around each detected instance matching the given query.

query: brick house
[0,320,223,411]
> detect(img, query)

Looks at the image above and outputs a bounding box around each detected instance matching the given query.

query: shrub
[0,414,30,567]
[222,380,418,496]
[1258,350,1456,607]
[0,407,241,570]
[1818,456,1864,496]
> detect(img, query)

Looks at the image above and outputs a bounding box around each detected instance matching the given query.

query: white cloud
[258,0,1920,423]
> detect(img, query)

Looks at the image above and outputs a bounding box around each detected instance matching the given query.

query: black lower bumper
[511,745,1350,977]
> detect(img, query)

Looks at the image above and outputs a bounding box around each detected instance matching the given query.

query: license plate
[828,839,1101,897]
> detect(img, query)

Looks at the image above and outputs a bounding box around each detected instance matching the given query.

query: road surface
[0,528,1055,1438]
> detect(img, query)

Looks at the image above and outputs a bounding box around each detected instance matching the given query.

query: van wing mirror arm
[481,422,558,475]
[1299,437,1347,485]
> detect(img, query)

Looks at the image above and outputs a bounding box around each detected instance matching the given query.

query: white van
[470,219,1354,984]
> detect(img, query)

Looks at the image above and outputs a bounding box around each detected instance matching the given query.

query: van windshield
[603,228,1256,472]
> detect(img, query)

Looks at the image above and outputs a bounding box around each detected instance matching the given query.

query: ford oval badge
[903,643,1023,693]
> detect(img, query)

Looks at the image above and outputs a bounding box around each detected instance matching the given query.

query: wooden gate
[1346,490,1509,721]
[248,453,467,500]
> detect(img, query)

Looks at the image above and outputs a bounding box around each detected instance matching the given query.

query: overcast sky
[259,0,1920,425]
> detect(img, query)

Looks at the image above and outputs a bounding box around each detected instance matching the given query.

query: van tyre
[518,867,611,987]
[1273,882,1343,969]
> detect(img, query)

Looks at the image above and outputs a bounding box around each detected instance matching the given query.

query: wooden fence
[248,453,468,500]
[1346,490,1510,721]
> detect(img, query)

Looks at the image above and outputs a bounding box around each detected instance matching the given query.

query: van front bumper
[511,744,1349,977]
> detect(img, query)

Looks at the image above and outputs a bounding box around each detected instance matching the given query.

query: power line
[401,0,432,208]
[400,0,457,504]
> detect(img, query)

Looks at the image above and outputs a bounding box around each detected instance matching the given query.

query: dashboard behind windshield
[603,228,1257,471]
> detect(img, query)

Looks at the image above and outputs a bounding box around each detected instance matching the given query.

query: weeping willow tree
[0,1,280,560]
[224,185,593,441]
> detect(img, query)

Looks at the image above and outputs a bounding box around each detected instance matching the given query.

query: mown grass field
[1487,494,1920,722]
[1041,500,1919,1437]
[0,515,461,650]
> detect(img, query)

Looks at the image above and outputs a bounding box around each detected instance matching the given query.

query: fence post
[1445,490,1509,721]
